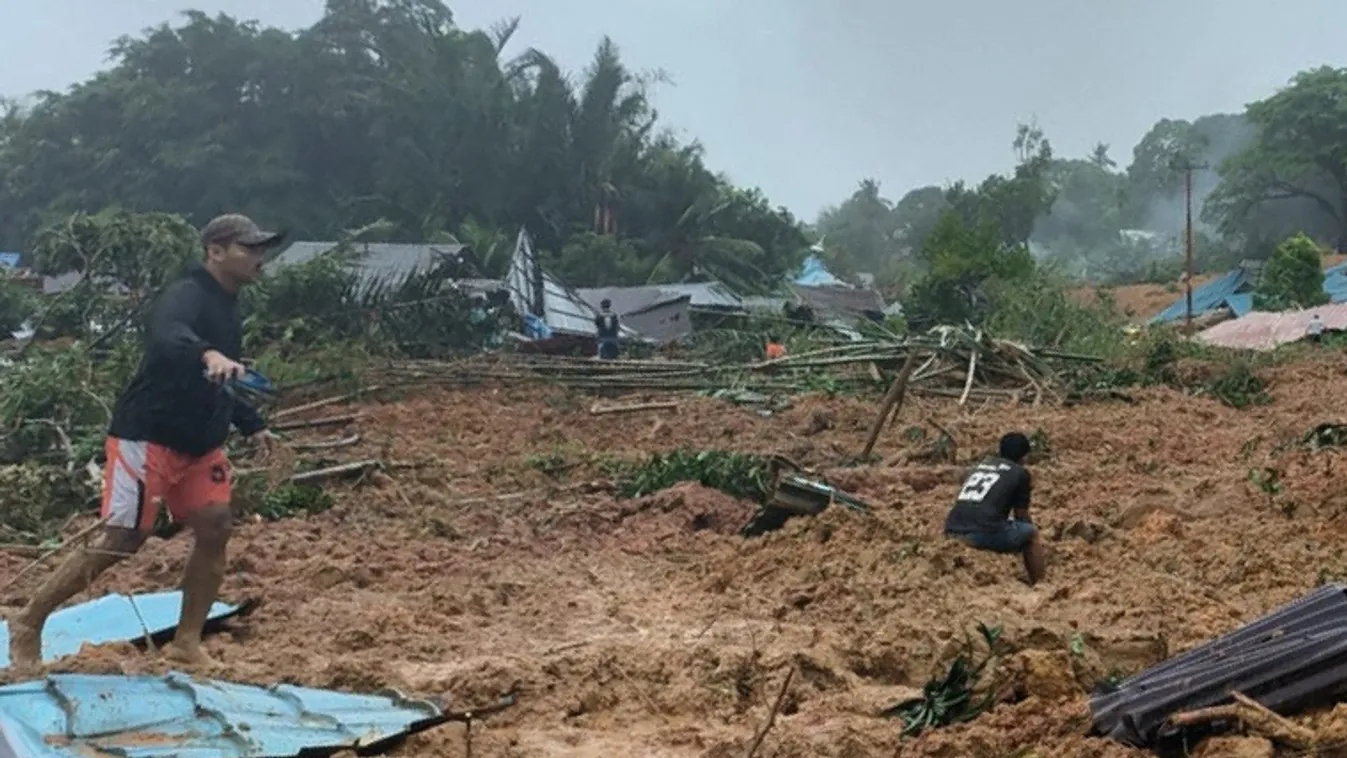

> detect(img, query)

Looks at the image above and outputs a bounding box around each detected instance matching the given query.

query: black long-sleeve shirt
[107,266,266,457]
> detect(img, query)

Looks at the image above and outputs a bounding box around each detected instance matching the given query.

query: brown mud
[5,353,1347,756]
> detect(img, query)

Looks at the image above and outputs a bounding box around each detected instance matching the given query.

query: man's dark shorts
[946,520,1036,554]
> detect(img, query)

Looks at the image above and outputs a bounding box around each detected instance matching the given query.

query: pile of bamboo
[361,326,1101,403]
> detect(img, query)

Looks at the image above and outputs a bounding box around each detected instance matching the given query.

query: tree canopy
[0,0,809,294]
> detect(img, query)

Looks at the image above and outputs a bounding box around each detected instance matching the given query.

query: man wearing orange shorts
[7,214,281,670]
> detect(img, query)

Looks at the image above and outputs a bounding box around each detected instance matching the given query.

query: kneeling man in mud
[7,214,280,670]
[942,432,1046,586]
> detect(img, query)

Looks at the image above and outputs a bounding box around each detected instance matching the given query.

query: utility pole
[1172,158,1209,335]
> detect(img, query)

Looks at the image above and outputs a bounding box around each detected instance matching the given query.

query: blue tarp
[0,672,446,758]
[0,253,19,269]
[794,254,844,287]
[1149,269,1251,324]
[0,591,251,670]
[1153,262,1347,324]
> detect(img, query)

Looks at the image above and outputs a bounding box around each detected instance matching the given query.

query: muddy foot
[161,641,221,669]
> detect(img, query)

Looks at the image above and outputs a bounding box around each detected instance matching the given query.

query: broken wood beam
[589,400,680,415]
[272,386,383,420]
[1168,690,1316,751]
[272,413,362,431]
[860,349,919,460]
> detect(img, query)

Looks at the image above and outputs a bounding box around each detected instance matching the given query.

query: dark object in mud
[1088,583,1347,754]
[740,472,870,537]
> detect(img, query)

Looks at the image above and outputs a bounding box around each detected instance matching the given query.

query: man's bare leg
[162,503,232,667]
[1022,532,1047,586]
[8,527,144,669]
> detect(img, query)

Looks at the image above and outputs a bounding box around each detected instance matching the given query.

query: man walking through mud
[942,432,1046,586]
[8,214,281,670]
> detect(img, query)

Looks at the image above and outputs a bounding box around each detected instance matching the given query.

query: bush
[1254,232,1328,311]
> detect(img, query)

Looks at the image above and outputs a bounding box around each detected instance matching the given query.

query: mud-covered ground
[7,352,1347,756]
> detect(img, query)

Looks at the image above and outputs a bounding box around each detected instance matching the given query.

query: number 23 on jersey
[957,470,1001,502]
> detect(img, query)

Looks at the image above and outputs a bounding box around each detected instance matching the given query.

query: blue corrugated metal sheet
[1223,292,1253,317]
[0,591,250,670]
[0,672,445,758]
[1323,262,1347,303]
[1149,269,1251,324]
[0,253,20,269]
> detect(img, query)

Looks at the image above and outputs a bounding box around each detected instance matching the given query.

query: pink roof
[1196,303,1347,350]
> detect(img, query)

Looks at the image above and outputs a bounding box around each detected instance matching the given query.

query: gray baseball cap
[200,213,283,249]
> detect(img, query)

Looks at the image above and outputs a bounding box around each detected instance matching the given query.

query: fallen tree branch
[289,433,361,451]
[589,400,680,415]
[272,413,362,431]
[289,459,382,485]
[1169,690,1316,750]
[745,666,795,758]
[0,515,110,594]
[273,386,383,420]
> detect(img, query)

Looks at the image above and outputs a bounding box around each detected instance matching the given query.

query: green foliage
[883,623,1006,739]
[0,4,808,296]
[0,342,140,463]
[905,212,1035,329]
[0,276,38,334]
[1254,232,1329,310]
[613,449,774,501]
[30,211,198,297]
[24,211,199,340]
[242,242,513,359]
[1205,67,1347,252]
[0,463,98,544]
[982,271,1124,356]
[1205,361,1270,409]
[254,483,334,521]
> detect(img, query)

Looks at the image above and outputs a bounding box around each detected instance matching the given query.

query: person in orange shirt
[764,336,786,360]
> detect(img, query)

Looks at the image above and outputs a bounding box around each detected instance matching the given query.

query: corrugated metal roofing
[1090,583,1347,750]
[575,286,690,317]
[656,282,744,310]
[0,254,19,269]
[741,295,789,312]
[1149,268,1252,324]
[504,230,640,338]
[790,284,886,319]
[1197,302,1347,350]
[0,672,445,758]
[0,591,249,670]
[269,241,470,290]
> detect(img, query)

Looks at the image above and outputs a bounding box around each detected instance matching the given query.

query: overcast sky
[3,1,1344,220]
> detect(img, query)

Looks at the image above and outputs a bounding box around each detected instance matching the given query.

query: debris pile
[1090,583,1347,754]
[369,326,1102,404]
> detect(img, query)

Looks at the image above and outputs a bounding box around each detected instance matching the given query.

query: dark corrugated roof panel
[0,672,446,757]
[1089,583,1347,750]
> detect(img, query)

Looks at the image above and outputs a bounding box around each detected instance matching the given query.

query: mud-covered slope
[4,353,1347,757]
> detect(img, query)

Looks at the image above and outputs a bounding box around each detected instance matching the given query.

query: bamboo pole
[860,350,920,460]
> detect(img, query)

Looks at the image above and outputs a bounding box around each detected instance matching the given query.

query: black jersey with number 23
[944,456,1032,534]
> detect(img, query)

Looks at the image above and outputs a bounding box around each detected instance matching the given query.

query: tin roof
[655,281,744,309]
[505,230,640,338]
[1149,268,1254,324]
[0,672,446,757]
[575,286,691,317]
[269,241,471,290]
[0,590,250,670]
[789,284,886,319]
[1196,302,1347,350]
[1090,583,1347,750]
